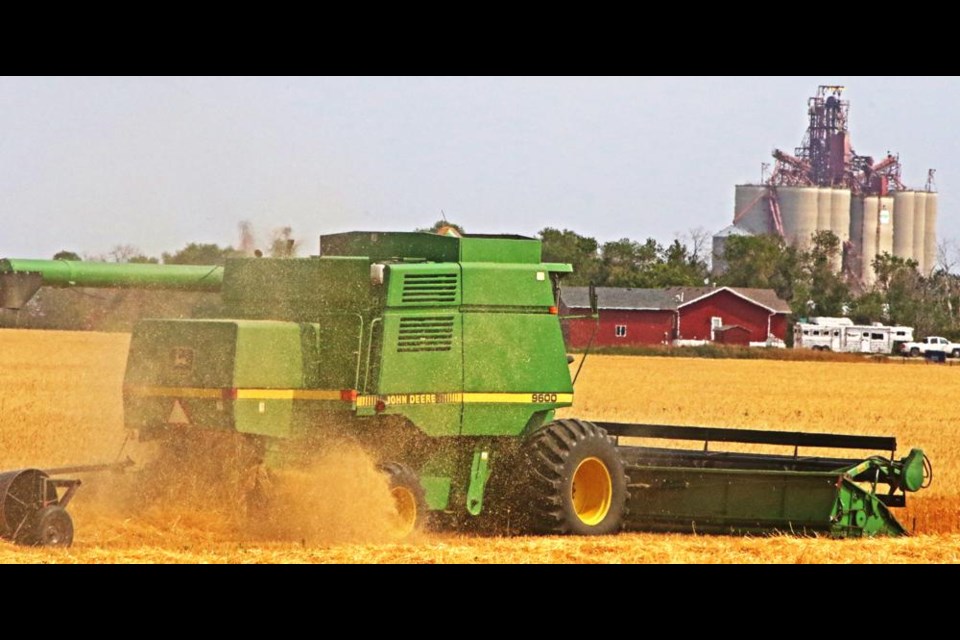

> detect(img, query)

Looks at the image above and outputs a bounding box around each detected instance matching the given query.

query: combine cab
[0,232,932,544]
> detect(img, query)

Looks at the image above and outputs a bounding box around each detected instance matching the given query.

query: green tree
[648,238,710,287]
[162,243,241,265]
[538,227,601,286]
[926,270,960,339]
[716,234,802,308]
[847,290,886,325]
[52,250,81,261]
[797,230,848,317]
[540,229,710,288]
[599,238,661,287]
[868,252,949,337]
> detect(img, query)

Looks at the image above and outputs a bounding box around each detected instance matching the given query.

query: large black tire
[910,347,920,357]
[518,419,628,535]
[20,506,74,547]
[380,461,427,536]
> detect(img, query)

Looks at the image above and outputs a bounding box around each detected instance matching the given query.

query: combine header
[0,232,932,545]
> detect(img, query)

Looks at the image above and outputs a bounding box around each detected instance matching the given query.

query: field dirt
[0,329,957,563]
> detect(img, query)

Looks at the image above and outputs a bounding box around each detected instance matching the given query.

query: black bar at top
[595,422,897,452]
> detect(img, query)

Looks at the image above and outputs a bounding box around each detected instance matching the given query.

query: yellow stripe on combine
[464,393,573,404]
[124,386,341,401]
[124,387,572,406]
[355,392,573,408]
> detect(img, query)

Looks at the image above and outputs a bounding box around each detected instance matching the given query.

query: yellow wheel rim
[390,486,418,536]
[571,457,612,526]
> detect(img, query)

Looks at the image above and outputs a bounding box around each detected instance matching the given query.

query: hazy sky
[1,76,955,259]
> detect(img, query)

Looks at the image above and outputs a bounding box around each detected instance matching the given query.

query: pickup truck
[900,336,960,358]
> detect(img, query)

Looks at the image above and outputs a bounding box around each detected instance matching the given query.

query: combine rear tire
[380,462,427,536]
[519,419,627,535]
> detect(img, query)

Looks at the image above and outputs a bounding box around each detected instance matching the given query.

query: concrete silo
[733,185,773,235]
[849,196,865,279]
[861,195,880,286]
[817,188,833,234]
[877,195,894,258]
[829,188,851,271]
[778,186,820,249]
[831,188,851,245]
[892,191,916,262]
[913,191,928,274]
[924,192,939,274]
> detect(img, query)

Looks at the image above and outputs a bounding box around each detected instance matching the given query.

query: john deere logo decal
[172,347,194,370]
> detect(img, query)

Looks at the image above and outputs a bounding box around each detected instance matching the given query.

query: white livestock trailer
[794,317,914,354]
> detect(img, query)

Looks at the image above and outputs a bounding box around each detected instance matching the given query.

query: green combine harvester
[0,231,932,545]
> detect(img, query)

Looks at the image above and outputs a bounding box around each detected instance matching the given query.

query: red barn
[562,286,790,349]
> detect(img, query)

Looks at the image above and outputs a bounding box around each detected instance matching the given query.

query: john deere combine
[0,231,931,544]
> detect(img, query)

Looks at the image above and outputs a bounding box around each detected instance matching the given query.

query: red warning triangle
[168,400,191,425]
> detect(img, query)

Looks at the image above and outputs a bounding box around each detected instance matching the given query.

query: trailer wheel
[380,462,427,536]
[22,506,74,547]
[520,419,627,535]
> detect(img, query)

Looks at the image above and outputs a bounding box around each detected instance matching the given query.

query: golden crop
[0,330,957,563]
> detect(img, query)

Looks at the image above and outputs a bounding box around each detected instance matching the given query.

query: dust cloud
[244,442,410,544]
[70,432,415,547]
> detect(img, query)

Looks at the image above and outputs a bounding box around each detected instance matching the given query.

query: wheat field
[0,329,958,563]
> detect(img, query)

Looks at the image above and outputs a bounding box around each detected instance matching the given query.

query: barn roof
[670,287,792,314]
[561,287,678,311]
[563,286,791,314]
